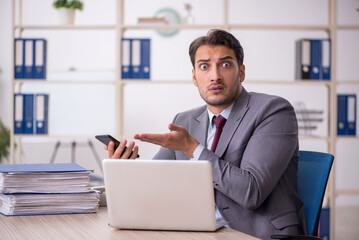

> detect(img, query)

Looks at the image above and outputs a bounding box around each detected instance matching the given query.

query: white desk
[0,207,259,240]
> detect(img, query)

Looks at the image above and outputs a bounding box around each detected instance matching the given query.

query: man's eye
[200,64,208,70]
[222,62,231,68]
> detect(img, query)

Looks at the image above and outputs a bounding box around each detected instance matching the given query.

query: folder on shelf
[296,39,311,80]
[33,39,47,79]
[337,94,357,136]
[24,39,34,79]
[35,93,49,134]
[14,39,25,79]
[140,38,151,79]
[131,38,151,79]
[14,94,24,134]
[321,39,331,80]
[23,93,35,134]
[319,207,330,240]
[310,39,321,80]
[121,38,131,79]
[131,39,141,79]
[296,38,331,80]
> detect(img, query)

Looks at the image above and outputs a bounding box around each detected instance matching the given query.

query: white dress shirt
[191,103,234,223]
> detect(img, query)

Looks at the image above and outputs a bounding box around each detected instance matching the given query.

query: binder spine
[14,39,25,79]
[33,39,47,79]
[35,94,49,134]
[140,39,151,79]
[14,94,24,134]
[337,94,357,136]
[347,95,357,135]
[319,207,330,240]
[121,38,131,79]
[321,39,331,80]
[122,38,151,80]
[298,39,311,79]
[131,39,141,79]
[310,40,321,80]
[24,39,34,79]
[23,94,35,134]
[296,38,332,81]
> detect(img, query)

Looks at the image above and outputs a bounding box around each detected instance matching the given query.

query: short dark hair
[189,29,244,68]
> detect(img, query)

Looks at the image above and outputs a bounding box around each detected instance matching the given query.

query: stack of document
[0,163,100,216]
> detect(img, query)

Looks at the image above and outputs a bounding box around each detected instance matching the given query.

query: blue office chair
[272,150,334,240]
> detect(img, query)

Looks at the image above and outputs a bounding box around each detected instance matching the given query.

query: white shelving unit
[9,0,359,239]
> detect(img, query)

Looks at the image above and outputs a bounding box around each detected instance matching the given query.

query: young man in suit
[106,29,306,239]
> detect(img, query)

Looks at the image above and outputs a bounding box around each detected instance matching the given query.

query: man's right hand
[104,139,139,159]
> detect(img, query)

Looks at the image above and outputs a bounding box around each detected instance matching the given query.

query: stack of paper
[0,163,100,216]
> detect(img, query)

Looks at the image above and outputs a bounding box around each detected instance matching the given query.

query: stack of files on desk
[121,38,150,79]
[0,163,100,216]
[14,38,47,79]
[14,93,49,135]
[296,38,331,80]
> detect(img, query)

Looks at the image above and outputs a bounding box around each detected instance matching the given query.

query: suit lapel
[215,88,250,156]
[191,108,209,148]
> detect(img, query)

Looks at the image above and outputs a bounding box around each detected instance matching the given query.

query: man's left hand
[134,123,199,158]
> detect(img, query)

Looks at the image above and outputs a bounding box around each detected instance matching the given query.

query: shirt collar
[207,103,234,122]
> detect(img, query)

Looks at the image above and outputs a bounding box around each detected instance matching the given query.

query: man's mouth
[209,85,224,93]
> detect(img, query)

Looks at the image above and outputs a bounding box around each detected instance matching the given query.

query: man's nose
[210,67,222,82]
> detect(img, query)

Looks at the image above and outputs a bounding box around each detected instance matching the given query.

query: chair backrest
[297,150,334,236]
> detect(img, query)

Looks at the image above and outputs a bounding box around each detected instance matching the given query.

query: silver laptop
[102,159,226,231]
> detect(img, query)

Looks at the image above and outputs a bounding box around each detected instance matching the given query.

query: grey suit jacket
[153,88,306,239]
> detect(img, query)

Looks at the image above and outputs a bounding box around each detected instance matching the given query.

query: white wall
[0,0,358,206]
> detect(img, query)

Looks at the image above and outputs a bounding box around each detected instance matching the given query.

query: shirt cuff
[191,144,205,160]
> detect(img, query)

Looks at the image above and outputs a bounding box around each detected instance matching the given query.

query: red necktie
[211,116,227,152]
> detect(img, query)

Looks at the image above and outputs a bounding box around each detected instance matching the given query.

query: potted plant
[52,0,84,25]
[0,119,10,164]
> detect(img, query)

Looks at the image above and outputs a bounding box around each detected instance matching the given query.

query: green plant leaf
[53,0,84,11]
[0,119,10,163]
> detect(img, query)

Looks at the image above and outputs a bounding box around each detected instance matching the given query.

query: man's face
[192,45,245,113]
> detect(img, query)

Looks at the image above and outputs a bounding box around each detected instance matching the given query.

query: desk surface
[0,207,259,240]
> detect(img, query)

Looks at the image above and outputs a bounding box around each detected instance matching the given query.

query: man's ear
[192,69,198,87]
[239,65,245,83]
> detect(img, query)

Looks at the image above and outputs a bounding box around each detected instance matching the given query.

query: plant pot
[57,8,75,25]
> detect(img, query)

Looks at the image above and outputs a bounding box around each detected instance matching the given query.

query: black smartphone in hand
[95,134,139,158]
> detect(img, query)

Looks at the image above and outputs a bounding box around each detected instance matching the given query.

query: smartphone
[95,134,139,158]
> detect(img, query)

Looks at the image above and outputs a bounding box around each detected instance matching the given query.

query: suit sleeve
[199,97,299,210]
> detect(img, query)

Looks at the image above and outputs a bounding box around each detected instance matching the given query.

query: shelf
[13,134,134,143]
[246,80,331,86]
[13,80,116,85]
[13,134,97,140]
[14,25,116,30]
[13,79,335,86]
[228,24,330,31]
[120,24,359,31]
[336,136,359,140]
[122,24,225,30]
[13,71,116,85]
[120,79,332,86]
[337,25,359,30]
[336,80,359,84]
[121,24,330,31]
[336,189,359,196]
[299,136,330,141]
